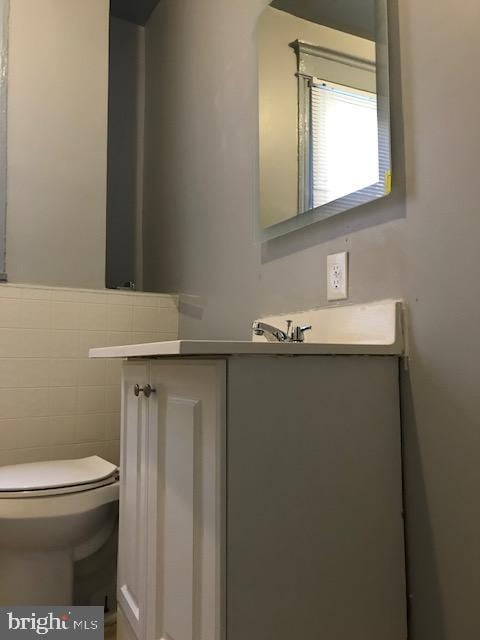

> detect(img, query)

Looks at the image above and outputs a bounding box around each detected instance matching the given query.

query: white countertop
[90,338,402,359]
[90,299,405,359]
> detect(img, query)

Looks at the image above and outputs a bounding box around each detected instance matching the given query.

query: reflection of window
[310,81,379,208]
[292,40,382,214]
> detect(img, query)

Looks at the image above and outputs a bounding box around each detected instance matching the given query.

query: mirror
[257,0,391,239]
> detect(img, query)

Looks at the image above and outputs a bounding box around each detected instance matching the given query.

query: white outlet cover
[327,252,349,301]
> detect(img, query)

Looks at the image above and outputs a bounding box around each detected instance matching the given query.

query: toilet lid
[0,456,118,492]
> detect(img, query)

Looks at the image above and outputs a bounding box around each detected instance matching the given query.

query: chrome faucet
[252,320,312,343]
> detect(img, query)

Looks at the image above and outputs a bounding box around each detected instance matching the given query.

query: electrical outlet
[327,252,349,301]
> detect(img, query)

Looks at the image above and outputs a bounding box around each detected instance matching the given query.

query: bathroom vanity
[90,303,407,640]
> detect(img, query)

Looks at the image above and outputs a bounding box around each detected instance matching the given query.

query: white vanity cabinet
[112,353,407,640]
[117,360,225,640]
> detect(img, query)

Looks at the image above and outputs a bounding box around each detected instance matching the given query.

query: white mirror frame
[0,0,8,278]
[257,0,391,242]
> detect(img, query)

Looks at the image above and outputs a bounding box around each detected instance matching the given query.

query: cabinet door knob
[134,384,156,398]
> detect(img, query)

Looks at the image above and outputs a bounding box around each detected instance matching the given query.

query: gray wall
[106,17,145,290]
[142,0,480,637]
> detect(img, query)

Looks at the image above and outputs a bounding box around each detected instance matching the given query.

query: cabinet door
[146,361,225,640]
[118,362,150,640]
[226,356,406,640]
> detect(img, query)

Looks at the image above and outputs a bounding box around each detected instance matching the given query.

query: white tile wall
[0,284,179,467]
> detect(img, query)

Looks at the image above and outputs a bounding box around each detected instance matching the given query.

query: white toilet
[0,456,119,605]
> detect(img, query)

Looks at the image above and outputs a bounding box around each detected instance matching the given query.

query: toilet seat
[0,456,118,499]
[0,474,119,499]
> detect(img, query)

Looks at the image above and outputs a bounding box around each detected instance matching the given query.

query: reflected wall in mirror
[5,0,164,291]
[257,0,391,239]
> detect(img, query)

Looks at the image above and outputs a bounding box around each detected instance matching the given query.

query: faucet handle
[292,325,312,343]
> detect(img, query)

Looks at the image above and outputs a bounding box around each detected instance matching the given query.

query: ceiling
[111,0,374,38]
[110,0,161,26]
[270,0,376,41]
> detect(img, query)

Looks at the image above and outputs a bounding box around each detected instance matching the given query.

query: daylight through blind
[311,82,380,209]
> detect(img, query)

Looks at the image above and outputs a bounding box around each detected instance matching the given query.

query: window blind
[311,82,380,209]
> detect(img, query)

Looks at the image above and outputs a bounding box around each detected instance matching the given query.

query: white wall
[0,284,178,467]
[258,7,375,227]
[6,0,109,289]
